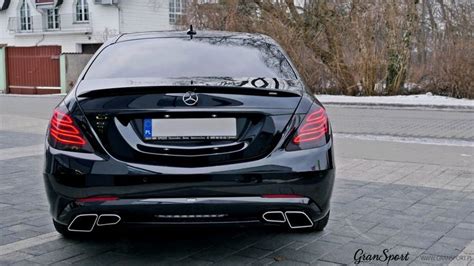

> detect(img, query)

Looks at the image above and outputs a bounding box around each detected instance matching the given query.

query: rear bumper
[43,142,335,228]
[45,169,334,227]
[52,196,325,228]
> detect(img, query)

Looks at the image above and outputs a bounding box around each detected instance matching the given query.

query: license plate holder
[143,118,237,140]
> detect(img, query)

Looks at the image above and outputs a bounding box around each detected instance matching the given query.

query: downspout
[0,45,6,93]
[113,0,121,33]
[59,54,67,93]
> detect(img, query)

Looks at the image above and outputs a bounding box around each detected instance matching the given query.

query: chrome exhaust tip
[262,211,286,223]
[284,211,314,229]
[68,214,98,232]
[97,214,121,226]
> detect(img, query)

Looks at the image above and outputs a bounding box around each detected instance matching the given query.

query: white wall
[0,0,173,53]
[119,0,171,33]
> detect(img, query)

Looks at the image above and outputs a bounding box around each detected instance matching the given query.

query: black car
[44,30,335,236]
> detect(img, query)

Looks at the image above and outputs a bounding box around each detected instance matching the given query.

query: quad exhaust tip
[284,211,314,229]
[68,214,98,232]
[262,211,286,223]
[263,211,314,229]
[68,214,121,232]
[97,214,121,226]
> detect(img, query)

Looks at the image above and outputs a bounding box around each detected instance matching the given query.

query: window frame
[46,8,60,30]
[74,0,89,23]
[19,0,32,32]
[169,0,184,25]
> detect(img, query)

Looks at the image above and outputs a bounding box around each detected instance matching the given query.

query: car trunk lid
[76,78,303,167]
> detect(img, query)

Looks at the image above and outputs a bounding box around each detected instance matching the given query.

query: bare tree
[185,0,474,98]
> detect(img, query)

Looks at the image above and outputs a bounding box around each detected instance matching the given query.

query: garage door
[6,46,61,94]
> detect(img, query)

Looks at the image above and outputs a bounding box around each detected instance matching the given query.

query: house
[0,0,185,94]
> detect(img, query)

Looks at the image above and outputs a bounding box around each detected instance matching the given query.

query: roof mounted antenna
[187,25,196,39]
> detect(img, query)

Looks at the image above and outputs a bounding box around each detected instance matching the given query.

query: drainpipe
[0,45,6,94]
[59,54,67,93]
[114,1,121,33]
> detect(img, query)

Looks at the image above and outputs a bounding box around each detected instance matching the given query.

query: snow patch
[317,93,474,108]
[335,133,474,147]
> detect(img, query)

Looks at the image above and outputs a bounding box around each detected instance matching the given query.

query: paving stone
[0,252,34,265]
[446,227,474,241]
[250,257,275,266]
[318,233,353,245]
[396,234,441,249]
[32,248,85,265]
[384,234,410,247]
[253,236,294,251]
[172,258,213,266]
[285,241,307,250]
[10,230,45,241]
[216,255,256,265]
[267,247,319,264]
[238,247,273,259]
[190,246,237,262]
[5,224,35,233]
[464,212,474,223]
[438,237,473,249]
[367,225,400,236]
[352,233,391,245]
[11,260,44,266]
[330,226,362,238]
[271,260,308,266]
[424,241,466,258]
[299,241,342,258]
[456,222,474,231]
[72,251,135,265]
[311,260,344,266]
[0,234,22,245]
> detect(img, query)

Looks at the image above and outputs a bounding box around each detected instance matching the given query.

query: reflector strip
[76,196,119,203]
[262,194,304,198]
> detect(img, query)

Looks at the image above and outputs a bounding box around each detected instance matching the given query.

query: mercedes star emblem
[183,91,199,106]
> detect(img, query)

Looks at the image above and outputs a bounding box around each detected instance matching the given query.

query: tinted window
[85,37,297,80]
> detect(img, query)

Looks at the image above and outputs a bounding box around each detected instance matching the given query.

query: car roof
[115,30,278,45]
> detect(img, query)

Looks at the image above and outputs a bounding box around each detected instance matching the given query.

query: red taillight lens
[286,106,329,150]
[49,108,88,149]
[293,107,328,144]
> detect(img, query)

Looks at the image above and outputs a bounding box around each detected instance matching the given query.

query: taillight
[286,105,329,151]
[48,107,92,152]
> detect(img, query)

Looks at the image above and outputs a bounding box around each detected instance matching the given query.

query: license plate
[143,118,237,140]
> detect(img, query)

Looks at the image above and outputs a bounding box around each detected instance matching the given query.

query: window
[169,0,184,24]
[84,38,297,80]
[75,0,89,22]
[19,0,32,31]
[47,8,60,30]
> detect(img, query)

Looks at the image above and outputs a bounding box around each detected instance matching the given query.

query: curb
[320,101,474,110]
[0,93,66,98]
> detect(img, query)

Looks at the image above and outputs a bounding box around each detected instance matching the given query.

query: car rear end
[43,32,335,234]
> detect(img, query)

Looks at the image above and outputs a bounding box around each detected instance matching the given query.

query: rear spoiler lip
[75,77,304,98]
[78,85,303,98]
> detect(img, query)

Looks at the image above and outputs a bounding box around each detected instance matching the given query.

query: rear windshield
[84,37,297,80]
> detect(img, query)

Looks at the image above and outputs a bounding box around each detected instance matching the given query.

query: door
[6,46,61,94]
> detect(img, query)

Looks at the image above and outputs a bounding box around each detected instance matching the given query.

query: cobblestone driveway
[0,96,473,265]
